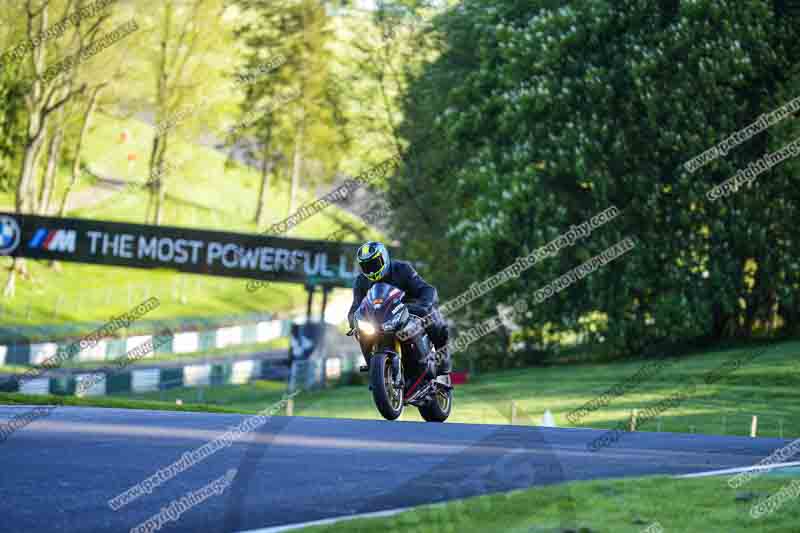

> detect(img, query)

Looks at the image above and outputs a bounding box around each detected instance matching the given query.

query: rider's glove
[407,303,432,318]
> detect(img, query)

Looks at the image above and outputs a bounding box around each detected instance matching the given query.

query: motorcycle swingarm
[404,382,434,406]
[405,379,452,406]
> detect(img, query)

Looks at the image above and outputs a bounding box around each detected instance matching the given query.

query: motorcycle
[347,282,453,422]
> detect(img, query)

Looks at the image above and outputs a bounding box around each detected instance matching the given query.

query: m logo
[29,228,77,253]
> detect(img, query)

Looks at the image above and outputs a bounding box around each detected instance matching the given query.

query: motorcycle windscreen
[363,282,405,323]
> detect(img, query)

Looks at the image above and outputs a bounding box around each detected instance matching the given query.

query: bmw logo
[0,215,21,255]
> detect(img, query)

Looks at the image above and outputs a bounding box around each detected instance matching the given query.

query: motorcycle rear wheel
[370,352,403,420]
[418,375,452,422]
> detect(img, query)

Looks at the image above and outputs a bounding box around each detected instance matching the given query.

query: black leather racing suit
[347,260,449,365]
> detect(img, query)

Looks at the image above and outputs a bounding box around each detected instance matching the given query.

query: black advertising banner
[0,212,377,287]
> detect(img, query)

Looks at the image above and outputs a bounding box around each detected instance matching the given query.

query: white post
[180,276,187,304]
[750,415,758,438]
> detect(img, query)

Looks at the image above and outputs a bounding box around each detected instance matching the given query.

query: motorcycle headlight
[358,320,376,335]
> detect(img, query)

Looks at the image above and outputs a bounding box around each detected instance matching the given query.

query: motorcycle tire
[370,352,404,420]
[418,375,452,422]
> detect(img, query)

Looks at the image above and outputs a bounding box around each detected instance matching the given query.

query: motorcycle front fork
[362,341,403,389]
[390,353,402,387]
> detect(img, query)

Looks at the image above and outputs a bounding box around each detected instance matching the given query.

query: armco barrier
[0,318,365,396]
[0,318,289,368]
[5,342,30,366]
[0,311,277,344]
[1,351,360,397]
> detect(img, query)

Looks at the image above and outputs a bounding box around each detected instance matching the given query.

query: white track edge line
[676,461,800,479]
[235,506,416,533]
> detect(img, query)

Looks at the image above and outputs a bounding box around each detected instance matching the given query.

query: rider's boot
[428,319,451,376]
[410,330,438,379]
[436,347,452,376]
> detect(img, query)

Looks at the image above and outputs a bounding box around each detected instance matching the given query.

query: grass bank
[118,338,800,437]
[3,339,798,439]
[293,474,800,532]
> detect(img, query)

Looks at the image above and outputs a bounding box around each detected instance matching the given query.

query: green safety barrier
[5,343,31,366]
[241,324,259,345]
[105,372,132,394]
[0,311,275,344]
[50,376,76,396]
[159,368,183,389]
[198,329,217,352]
[105,338,128,359]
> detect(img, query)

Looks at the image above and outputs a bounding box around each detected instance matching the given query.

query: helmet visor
[360,253,385,279]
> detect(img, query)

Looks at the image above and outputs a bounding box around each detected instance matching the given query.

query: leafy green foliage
[392,0,800,366]
[0,61,27,192]
[231,0,350,195]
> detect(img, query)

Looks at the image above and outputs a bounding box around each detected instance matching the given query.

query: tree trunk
[288,3,307,217]
[52,85,104,270]
[255,126,274,226]
[778,293,800,335]
[39,118,64,215]
[57,85,104,218]
[16,130,48,213]
[2,259,21,298]
[289,111,304,215]
[710,301,728,341]
[255,154,272,228]
[155,179,167,225]
[147,135,159,223]
[7,127,47,298]
[149,133,169,225]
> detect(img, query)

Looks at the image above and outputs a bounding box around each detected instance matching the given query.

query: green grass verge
[5,339,798,442]
[115,378,288,407]
[124,338,800,436]
[0,257,310,332]
[293,475,800,532]
[0,391,255,414]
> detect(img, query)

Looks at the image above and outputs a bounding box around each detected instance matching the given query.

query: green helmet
[357,241,390,282]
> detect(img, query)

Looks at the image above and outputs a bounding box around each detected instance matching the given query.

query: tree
[0,58,27,196]
[142,0,233,225]
[393,0,800,366]
[232,0,349,228]
[337,0,466,294]
[0,0,124,295]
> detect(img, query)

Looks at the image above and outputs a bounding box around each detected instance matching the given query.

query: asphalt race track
[0,405,791,533]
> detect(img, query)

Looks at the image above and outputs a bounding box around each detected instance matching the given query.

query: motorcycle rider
[347,241,451,376]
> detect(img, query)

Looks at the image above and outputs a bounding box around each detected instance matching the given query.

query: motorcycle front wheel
[370,352,403,420]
